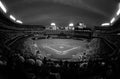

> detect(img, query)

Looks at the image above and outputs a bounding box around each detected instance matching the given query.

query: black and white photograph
[0,0,120,79]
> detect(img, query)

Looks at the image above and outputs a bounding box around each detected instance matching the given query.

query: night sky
[1,0,120,27]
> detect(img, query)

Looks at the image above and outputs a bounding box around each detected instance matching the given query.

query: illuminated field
[25,38,99,60]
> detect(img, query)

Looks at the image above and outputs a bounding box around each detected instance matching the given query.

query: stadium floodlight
[116,9,120,16]
[51,22,56,26]
[79,23,83,26]
[110,17,116,24]
[16,20,23,24]
[101,23,110,26]
[69,23,74,27]
[0,1,7,13]
[10,15,16,21]
[117,3,120,16]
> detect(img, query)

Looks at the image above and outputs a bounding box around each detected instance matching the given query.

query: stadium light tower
[16,20,23,24]
[68,23,74,30]
[10,15,16,21]
[79,23,83,26]
[50,22,57,30]
[101,23,110,26]
[110,17,116,24]
[69,23,74,27]
[0,1,7,13]
[51,22,56,26]
[116,3,120,16]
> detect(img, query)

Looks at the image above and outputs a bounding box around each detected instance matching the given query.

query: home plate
[43,44,80,55]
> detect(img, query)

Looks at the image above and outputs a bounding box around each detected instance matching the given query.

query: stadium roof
[0,0,120,27]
